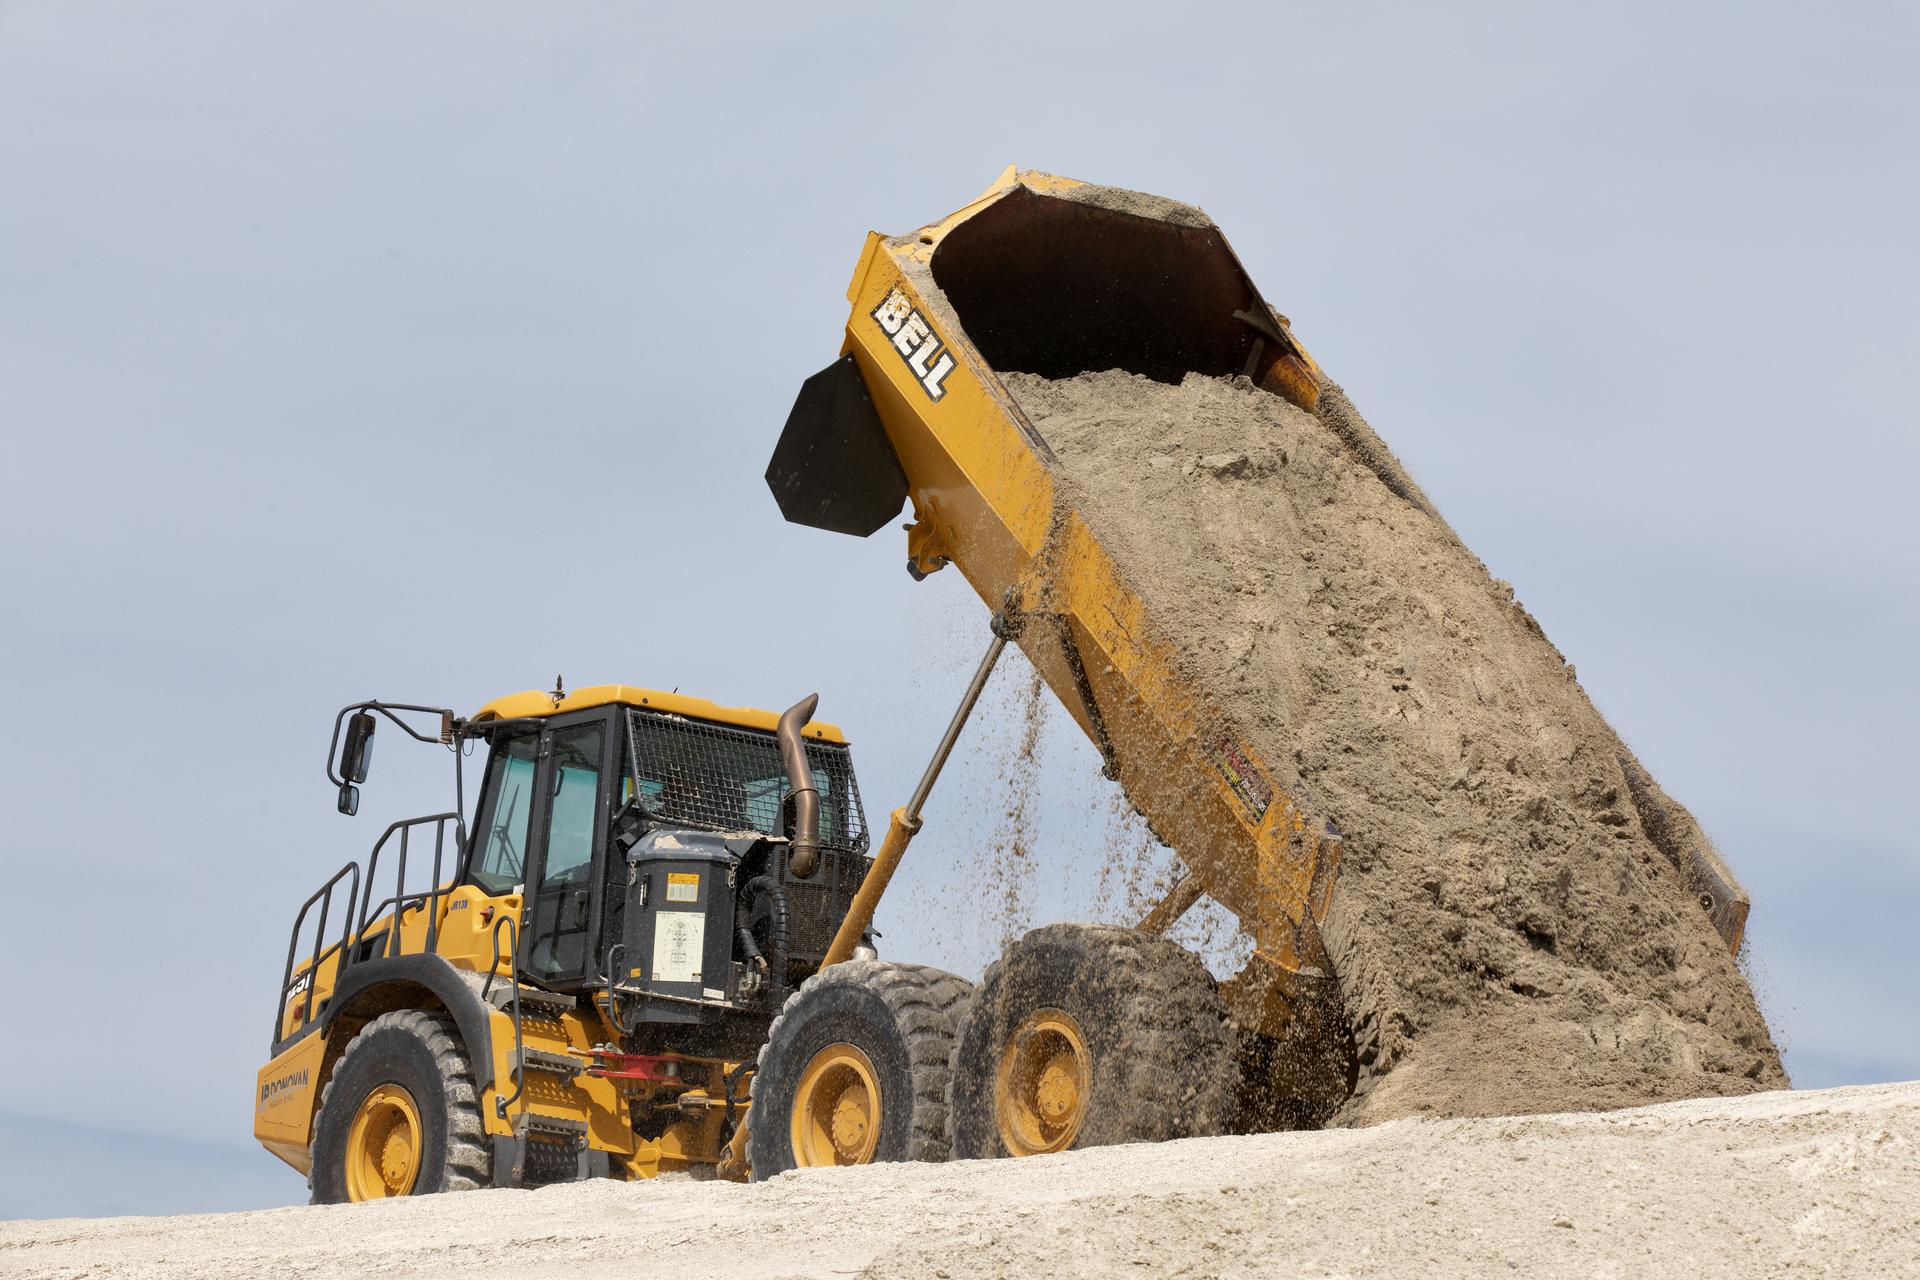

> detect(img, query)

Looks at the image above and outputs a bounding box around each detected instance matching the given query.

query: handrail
[276,861,361,1041]
[602,941,627,1031]
[356,813,460,960]
[484,915,526,1123]
[275,811,459,1048]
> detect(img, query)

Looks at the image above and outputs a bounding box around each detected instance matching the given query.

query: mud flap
[765,354,907,537]
[491,1135,522,1188]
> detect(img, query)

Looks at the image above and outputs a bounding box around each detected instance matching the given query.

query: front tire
[948,924,1233,1159]
[309,1009,492,1203]
[748,960,975,1180]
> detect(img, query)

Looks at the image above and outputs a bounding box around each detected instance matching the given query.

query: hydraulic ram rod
[820,628,1008,968]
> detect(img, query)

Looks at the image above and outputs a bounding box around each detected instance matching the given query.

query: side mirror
[341,712,376,784]
[337,782,360,816]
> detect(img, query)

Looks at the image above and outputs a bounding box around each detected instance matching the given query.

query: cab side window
[525,722,605,980]
[470,734,538,893]
[542,725,604,882]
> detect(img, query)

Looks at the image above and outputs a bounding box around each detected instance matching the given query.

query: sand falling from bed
[1002,368,1784,1124]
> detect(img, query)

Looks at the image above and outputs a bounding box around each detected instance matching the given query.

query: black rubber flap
[766,354,908,537]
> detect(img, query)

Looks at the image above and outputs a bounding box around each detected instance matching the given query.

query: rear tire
[309,1009,492,1203]
[948,923,1233,1159]
[748,960,975,1180]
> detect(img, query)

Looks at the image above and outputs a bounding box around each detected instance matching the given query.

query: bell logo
[872,288,957,402]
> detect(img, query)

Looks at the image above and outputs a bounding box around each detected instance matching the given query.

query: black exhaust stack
[776,694,823,878]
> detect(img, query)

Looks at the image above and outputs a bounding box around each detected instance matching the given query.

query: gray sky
[2,1,1915,1218]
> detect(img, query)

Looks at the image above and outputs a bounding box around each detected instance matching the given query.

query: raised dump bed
[768,168,1765,1119]
[768,169,1357,1071]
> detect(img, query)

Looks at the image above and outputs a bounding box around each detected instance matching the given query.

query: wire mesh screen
[623,709,868,854]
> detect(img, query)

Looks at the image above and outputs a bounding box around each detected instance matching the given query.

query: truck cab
[255,683,874,1195]
[460,685,869,1016]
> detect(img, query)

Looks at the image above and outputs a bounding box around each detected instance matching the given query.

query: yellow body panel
[835,171,1341,1026]
[473,683,846,743]
[480,1004,636,1155]
[274,884,515,1044]
[254,1032,329,1173]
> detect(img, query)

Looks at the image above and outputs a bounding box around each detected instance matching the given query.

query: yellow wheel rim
[790,1042,881,1167]
[344,1083,423,1201]
[996,1007,1091,1156]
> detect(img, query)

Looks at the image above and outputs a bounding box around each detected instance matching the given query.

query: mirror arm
[324,700,463,787]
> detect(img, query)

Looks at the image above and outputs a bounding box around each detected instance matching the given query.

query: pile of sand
[1004,369,1784,1124]
[7,1083,1911,1278]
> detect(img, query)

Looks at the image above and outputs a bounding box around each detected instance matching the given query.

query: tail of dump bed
[767,167,1323,543]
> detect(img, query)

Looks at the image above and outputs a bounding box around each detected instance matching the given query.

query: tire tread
[950,923,1234,1157]
[750,959,976,1175]
[309,1008,492,1201]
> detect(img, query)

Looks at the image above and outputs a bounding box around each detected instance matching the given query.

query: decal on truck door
[257,1068,310,1113]
[873,287,958,401]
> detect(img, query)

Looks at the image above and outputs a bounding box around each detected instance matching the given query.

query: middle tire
[948,923,1233,1159]
[747,959,975,1180]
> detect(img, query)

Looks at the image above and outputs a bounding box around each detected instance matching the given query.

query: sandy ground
[4,1081,1913,1280]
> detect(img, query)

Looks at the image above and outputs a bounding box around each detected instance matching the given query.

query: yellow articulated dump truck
[263,168,1757,1202]
[255,685,976,1198]
[259,169,1371,1203]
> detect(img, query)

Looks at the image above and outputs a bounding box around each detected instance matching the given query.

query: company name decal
[258,1068,310,1111]
[1209,733,1273,823]
[872,287,957,401]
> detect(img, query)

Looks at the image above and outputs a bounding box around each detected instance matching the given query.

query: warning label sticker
[652,911,705,984]
[666,872,700,903]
